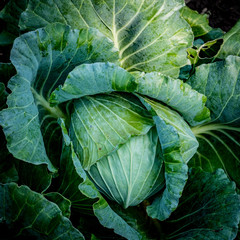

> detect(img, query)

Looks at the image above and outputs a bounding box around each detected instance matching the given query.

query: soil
[185,0,240,31]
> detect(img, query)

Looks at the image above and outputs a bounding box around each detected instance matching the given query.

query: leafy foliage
[19,0,193,77]
[165,168,240,239]
[0,1,240,239]
[188,55,240,187]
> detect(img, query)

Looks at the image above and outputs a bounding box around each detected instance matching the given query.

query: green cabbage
[0,1,240,239]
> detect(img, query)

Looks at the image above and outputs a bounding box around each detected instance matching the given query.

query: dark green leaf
[0,83,7,111]
[187,38,223,66]
[165,168,240,240]
[109,203,163,239]
[0,0,28,45]
[0,182,85,239]
[217,19,240,59]
[57,140,95,215]
[15,161,52,193]
[188,55,240,187]
[189,129,240,187]
[200,28,224,42]
[44,192,71,218]
[0,62,16,85]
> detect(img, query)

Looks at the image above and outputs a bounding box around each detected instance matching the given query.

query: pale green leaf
[138,96,198,163]
[180,6,212,38]
[70,93,154,169]
[0,23,118,172]
[20,0,193,77]
[88,127,165,208]
[135,72,210,126]
[60,119,143,240]
[50,62,137,105]
[139,97,188,220]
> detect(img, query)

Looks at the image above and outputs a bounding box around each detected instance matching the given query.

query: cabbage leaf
[0,23,118,172]
[20,0,193,77]
[188,55,240,187]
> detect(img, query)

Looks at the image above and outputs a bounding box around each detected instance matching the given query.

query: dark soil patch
[185,0,240,31]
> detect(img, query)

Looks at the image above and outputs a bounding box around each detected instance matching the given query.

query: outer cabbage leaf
[165,168,240,240]
[0,82,18,184]
[217,19,240,59]
[180,6,212,38]
[14,161,52,193]
[189,129,240,187]
[188,55,240,125]
[0,80,52,192]
[59,119,143,240]
[139,97,188,221]
[0,182,85,239]
[139,96,198,163]
[0,0,28,45]
[1,83,52,192]
[88,127,165,208]
[188,55,240,187]
[57,138,95,215]
[70,93,154,169]
[200,28,224,42]
[135,72,210,126]
[51,63,210,127]
[50,62,137,105]
[20,0,193,77]
[44,192,71,218]
[109,203,164,239]
[0,23,118,172]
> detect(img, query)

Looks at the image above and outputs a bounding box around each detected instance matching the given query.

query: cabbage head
[51,62,209,209]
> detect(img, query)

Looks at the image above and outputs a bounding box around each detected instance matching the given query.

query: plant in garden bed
[0,0,240,239]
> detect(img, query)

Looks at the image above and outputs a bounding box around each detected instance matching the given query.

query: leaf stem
[191,123,240,136]
[31,87,66,119]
